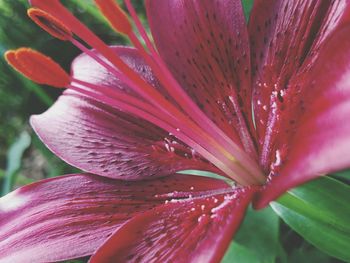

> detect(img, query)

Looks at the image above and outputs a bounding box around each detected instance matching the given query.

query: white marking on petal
[0,191,28,212]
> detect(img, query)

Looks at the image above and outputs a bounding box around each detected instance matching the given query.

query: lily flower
[1,0,350,262]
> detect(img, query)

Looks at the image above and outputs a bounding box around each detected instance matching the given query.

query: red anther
[94,0,132,35]
[5,50,46,84]
[28,8,73,41]
[5,48,70,88]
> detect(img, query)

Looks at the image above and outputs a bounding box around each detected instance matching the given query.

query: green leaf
[223,242,260,263]
[2,131,31,195]
[332,169,350,182]
[242,0,254,21]
[289,245,334,263]
[222,206,282,263]
[271,176,350,262]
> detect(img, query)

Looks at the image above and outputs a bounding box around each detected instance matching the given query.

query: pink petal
[89,187,255,263]
[0,173,228,262]
[249,0,350,166]
[31,47,217,180]
[146,0,256,156]
[255,25,350,208]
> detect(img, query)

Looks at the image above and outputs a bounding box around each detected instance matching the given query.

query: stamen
[70,79,258,185]
[68,37,225,160]
[71,78,170,125]
[30,0,191,125]
[29,0,265,185]
[5,48,70,88]
[28,8,72,41]
[94,0,132,35]
[124,0,157,54]
[67,81,257,184]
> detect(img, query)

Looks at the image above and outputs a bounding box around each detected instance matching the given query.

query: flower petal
[249,0,350,158]
[255,25,350,208]
[0,173,228,262]
[31,47,217,180]
[146,0,256,155]
[89,187,255,263]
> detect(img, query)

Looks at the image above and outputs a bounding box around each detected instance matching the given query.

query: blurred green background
[0,1,348,262]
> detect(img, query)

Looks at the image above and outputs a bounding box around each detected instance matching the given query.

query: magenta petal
[0,173,228,262]
[255,25,350,208]
[31,48,216,180]
[89,187,255,263]
[146,0,256,155]
[249,0,350,151]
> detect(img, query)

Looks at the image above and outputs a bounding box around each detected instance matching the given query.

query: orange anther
[5,48,70,88]
[94,0,132,35]
[5,50,45,84]
[28,8,72,41]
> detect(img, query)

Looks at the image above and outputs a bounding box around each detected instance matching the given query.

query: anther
[94,0,132,35]
[5,48,70,88]
[28,8,73,41]
[5,50,45,84]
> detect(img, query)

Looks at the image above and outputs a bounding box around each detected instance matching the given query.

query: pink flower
[1,0,350,262]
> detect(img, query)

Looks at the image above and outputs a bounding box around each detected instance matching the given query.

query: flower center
[9,0,266,186]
